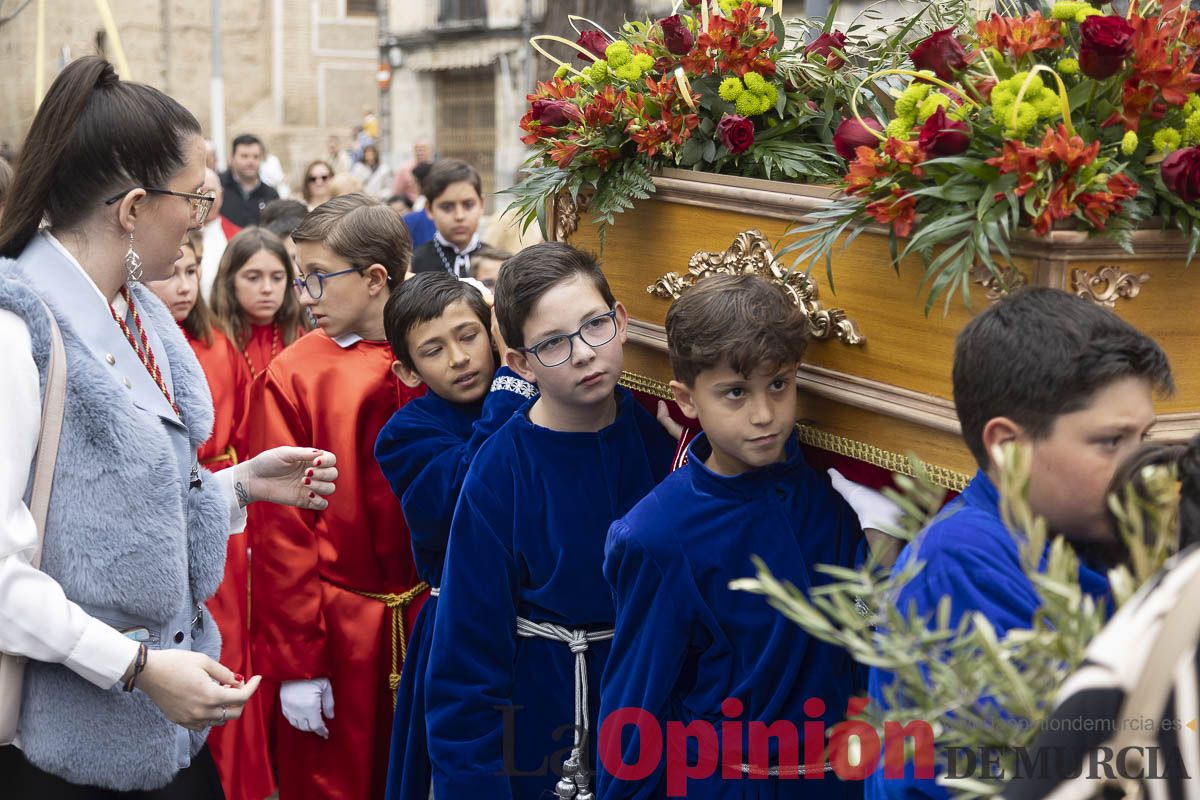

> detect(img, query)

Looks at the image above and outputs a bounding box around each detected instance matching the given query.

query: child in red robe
[246,194,425,800]
[146,230,275,800]
[210,226,308,379]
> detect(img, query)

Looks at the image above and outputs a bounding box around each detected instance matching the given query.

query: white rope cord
[516,617,614,799]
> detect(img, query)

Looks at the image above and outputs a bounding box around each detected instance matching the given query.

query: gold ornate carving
[1070,265,1150,308]
[552,191,591,241]
[970,263,1027,302]
[645,229,865,346]
[618,371,970,492]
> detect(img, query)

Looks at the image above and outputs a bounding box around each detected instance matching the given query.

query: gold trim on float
[619,371,971,492]
[793,427,970,492]
[645,229,865,346]
[1071,265,1151,308]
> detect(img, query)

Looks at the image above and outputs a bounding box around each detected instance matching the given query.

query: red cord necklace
[110,286,180,416]
[242,322,281,377]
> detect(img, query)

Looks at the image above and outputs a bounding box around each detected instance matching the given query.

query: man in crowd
[221,133,279,227]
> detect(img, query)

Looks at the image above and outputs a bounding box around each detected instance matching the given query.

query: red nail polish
[309,491,316,499]
[235,673,244,683]
[306,469,314,477]
[304,478,311,485]
[315,459,322,467]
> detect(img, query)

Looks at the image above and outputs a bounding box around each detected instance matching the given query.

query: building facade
[0,0,382,192]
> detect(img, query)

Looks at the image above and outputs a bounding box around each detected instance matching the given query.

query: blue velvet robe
[866,471,1112,800]
[599,433,867,799]
[375,366,535,800]
[426,387,676,799]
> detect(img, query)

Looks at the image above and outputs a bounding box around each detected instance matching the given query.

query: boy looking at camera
[599,273,867,800]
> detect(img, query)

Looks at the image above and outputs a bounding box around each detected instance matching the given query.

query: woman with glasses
[210,227,308,380]
[301,160,335,211]
[0,56,340,798]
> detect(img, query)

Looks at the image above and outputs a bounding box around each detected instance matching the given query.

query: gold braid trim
[349,582,430,705]
[200,444,239,467]
[619,371,970,492]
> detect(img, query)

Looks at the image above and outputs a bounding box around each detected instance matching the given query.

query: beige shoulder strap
[28,298,67,567]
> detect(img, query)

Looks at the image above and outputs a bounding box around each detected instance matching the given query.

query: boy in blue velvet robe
[374,271,537,800]
[867,288,1174,800]
[598,273,869,799]
[426,242,676,799]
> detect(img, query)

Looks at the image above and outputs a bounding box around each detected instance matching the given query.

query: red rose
[659,15,694,56]
[717,115,756,154]
[804,31,848,70]
[1079,16,1135,79]
[909,28,969,82]
[833,117,883,160]
[1162,147,1200,202]
[917,107,969,155]
[530,99,575,128]
[575,30,609,62]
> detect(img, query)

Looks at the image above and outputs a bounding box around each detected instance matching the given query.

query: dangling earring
[125,231,143,282]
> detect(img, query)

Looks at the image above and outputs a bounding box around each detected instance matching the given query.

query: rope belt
[515,617,614,800]
[200,445,239,469]
[349,582,429,705]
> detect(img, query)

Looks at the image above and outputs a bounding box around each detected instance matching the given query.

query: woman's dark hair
[1094,440,1189,568]
[1178,435,1200,551]
[302,159,335,204]
[0,56,202,258]
[178,230,216,347]
[210,227,307,350]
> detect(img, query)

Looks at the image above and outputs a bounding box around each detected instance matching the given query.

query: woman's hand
[136,649,262,731]
[233,448,338,510]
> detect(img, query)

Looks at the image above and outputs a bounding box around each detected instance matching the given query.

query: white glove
[280,677,335,738]
[827,468,904,532]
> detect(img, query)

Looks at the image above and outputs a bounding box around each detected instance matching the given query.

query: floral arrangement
[785,0,1200,310]
[506,0,920,238]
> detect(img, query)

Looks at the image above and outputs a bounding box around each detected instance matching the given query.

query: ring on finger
[219,706,228,724]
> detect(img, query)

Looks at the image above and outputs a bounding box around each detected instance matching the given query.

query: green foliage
[733,444,1181,797]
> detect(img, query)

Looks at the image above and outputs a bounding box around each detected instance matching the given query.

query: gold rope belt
[348,582,429,705]
[200,444,239,468]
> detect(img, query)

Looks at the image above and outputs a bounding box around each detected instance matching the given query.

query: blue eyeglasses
[294,267,363,300]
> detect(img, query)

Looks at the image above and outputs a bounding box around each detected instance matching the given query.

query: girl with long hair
[210,227,307,379]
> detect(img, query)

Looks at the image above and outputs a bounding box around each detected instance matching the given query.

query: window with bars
[435,69,497,212]
[438,0,487,25]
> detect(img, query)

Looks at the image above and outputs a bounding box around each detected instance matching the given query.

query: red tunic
[247,330,426,800]
[241,322,285,380]
[186,327,276,800]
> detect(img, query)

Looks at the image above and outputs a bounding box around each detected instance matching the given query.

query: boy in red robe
[246,193,424,800]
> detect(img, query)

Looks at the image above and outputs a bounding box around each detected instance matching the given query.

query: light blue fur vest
[0,234,229,790]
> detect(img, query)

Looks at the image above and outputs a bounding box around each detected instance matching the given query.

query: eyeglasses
[307,173,332,184]
[294,267,363,300]
[104,187,215,226]
[519,310,618,368]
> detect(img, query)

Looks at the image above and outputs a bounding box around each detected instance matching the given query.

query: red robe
[247,330,425,800]
[241,322,285,380]
[186,327,275,800]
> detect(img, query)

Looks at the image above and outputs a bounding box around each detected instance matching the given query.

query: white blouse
[0,244,247,692]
